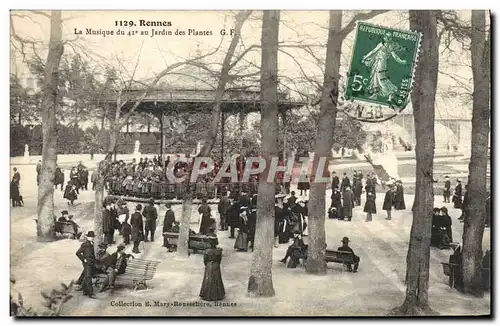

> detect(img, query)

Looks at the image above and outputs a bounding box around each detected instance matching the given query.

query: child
[121,219,132,245]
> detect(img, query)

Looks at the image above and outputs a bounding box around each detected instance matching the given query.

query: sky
[10,10,477,120]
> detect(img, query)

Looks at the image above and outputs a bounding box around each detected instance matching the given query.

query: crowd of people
[106,155,287,200]
[327,170,406,222]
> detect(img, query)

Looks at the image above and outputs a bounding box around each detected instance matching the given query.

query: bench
[94,258,160,291]
[163,232,218,253]
[325,250,356,266]
[34,219,79,238]
[441,262,490,290]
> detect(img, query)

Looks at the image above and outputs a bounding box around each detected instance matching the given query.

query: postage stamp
[345,22,422,110]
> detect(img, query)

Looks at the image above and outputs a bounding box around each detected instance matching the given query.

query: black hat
[136,204,142,211]
[341,236,350,243]
[149,198,155,204]
[86,231,95,238]
[61,210,69,215]
[117,243,126,251]
[98,243,108,249]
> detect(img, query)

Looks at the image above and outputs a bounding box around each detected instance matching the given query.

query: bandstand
[104,64,305,203]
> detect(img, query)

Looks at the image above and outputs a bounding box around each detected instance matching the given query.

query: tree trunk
[462,10,490,297]
[93,128,117,250]
[176,193,192,259]
[176,11,252,258]
[390,10,439,316]
[306,10,342,275]
[247,10,280,298]
[37,11,64,241]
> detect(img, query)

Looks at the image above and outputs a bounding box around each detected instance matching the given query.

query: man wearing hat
[337,237,360,273]
[453,179,463,209]
[218,194,231,231]
[130,204,144,253]
[142,198,158,242]
[75,231,97,298]
[58,210,70,222]
[443,176,451,203]
[102,197,116,245]
[162,203,176,247]
[99,244,134,292]
[382,182,395,220]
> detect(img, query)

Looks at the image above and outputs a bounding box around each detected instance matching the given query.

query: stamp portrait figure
[361,33,407,99]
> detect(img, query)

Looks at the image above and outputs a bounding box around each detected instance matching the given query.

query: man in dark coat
[364,191,377,222]
[331,171,340,191]
[80,168,89,191]
[449,244,464,292]
[130,204,144,254]
[99,243,134,292]
[353,173,363,206]
[274,194,286,247]
[340,173,351,192]
[337,237,360,273]
[453,180,463,209]
[247,207,257,252]
[54,166,64,191]
[142,198,158,242]
[162,203,176,247]
[342,185,355,221]
[91,171,97,191]
[287,191,297,208]
[443,176,451,203]
[75,231,97,298]
[382,184,394,220]
[393,180,406,210]
[218,195,231,231]
[102,198,116,245]
[10,179,21,207]
[226,202,240,239]
[238,192,251,208]
[459,184,469,222]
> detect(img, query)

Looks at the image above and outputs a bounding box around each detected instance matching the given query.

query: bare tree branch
[339,10,390,40]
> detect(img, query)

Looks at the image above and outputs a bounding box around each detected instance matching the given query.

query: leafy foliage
[10,277,74,317]
[278,111,367,154]
[10,74,42,125]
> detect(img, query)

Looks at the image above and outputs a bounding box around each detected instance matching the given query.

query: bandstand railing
[106,180,286,204]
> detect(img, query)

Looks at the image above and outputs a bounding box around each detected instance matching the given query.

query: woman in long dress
[199,242,225,301]
[362,34,407,99]
[234,207,249,252]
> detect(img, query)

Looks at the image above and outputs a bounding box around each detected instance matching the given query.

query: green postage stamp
[345,22,421,110]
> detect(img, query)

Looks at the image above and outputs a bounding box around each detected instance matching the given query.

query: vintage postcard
[9,10,491,317]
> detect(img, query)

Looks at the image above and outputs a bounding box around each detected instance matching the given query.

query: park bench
[33,219,79,239]
[441,262,491,290]
[325,250,356,267]
[163,232,218,254]
[94,258,160,291]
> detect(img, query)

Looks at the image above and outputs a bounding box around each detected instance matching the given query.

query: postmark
[345,22,421,113]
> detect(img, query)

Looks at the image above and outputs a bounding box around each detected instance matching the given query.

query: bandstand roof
[104,63,305,117]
